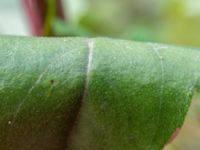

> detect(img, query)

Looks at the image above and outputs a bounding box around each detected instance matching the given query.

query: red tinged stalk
[22,0,65,36]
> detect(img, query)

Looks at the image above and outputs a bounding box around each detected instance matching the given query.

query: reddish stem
[22,0,65,36]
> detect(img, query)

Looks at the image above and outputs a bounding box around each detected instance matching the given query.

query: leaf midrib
[64,38,94,149]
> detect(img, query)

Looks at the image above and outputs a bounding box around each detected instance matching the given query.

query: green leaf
[0,36,200,150]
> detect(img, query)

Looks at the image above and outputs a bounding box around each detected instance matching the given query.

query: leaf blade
[0,36,199,150]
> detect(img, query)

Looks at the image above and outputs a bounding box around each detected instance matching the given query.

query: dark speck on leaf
[50,79,54,85]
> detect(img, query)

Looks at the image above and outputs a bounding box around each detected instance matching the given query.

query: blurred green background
[1,0,200,47]
[63,0,200,47]
[0,0,199,149]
